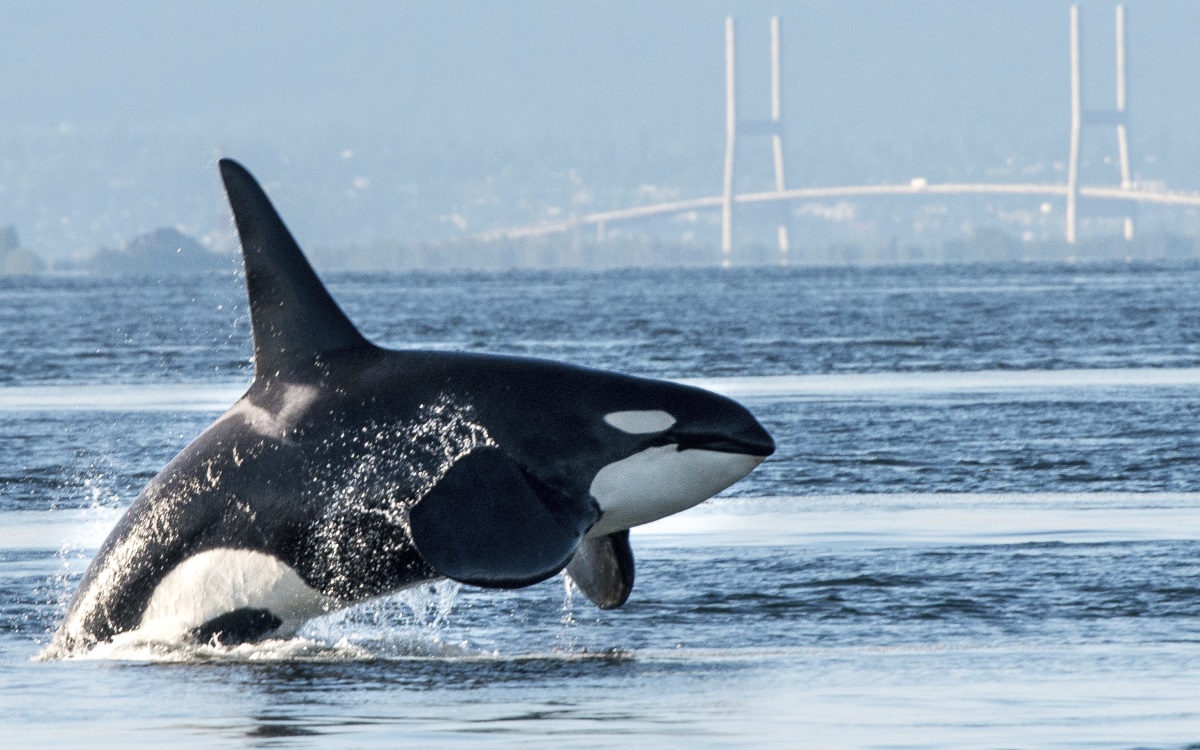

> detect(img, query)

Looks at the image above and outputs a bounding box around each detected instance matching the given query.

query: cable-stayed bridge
[478,5,1200,265]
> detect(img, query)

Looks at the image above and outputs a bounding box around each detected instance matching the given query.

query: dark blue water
[4,263,1200,747]
[5,263,1200,385]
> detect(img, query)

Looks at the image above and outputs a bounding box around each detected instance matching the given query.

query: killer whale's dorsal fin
[218,158,372,380]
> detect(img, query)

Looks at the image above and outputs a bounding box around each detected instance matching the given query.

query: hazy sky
[7,1,1198,146]
[2,1,1199,254]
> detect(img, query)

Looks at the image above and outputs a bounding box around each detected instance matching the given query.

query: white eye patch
[603,410,677,434]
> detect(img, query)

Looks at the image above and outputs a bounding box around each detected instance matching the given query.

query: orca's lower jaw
[585,444,767,537]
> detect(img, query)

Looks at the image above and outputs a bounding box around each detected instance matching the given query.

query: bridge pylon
[722,16,791,267]
[1067,4,1135,244]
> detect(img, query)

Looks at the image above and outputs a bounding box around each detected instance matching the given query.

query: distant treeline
[0,225,45,276]
[5,225,1199,277]
[56,228,237,276]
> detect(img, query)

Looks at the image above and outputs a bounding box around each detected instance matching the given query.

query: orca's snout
[669,418,775,457]
[666,398,775,458]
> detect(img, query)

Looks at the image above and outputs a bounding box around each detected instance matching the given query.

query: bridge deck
[479,183,1200,241]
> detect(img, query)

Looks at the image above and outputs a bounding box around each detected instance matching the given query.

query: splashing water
[80,471,123,511]
[48,580,468,663]
[303,396,494,601]
[303,579,464,653]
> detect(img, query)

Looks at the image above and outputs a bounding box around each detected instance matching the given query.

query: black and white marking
[50,160,774,655]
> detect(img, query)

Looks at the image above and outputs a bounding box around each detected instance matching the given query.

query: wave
[12,492,1200,556]
[682,367,1200,399]
[633,492,1200,548]
[0,508,123,551]
[46,629,632,666]
[0,383,247,412]
[49,633,1162,667]
[4,367,1200,411]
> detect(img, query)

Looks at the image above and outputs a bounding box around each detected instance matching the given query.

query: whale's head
[583,380,773,536]
[461,360,775,537]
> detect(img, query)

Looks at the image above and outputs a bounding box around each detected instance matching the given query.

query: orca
[48,159,774,655]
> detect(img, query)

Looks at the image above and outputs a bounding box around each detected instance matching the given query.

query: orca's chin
[585,446,766,537]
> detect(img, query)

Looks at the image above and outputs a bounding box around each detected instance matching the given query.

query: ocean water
[3,263,1200,747]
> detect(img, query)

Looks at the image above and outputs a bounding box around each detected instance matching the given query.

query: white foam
[66,633,625,665]
[71,634,376,663]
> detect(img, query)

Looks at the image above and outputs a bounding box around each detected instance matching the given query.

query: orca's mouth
[669,427,775,458]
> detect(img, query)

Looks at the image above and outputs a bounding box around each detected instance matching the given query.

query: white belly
[133,548,334,643]
[587,446,764,536]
